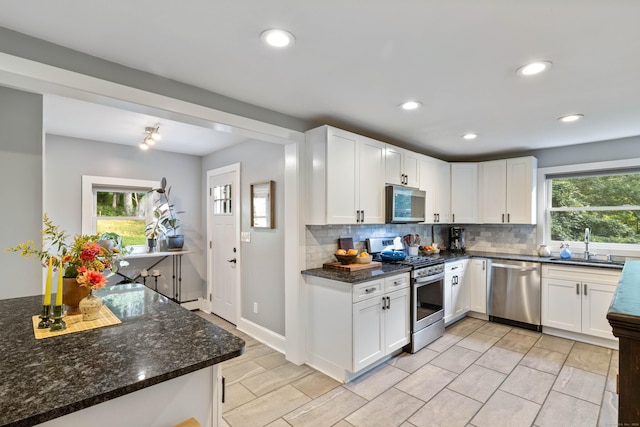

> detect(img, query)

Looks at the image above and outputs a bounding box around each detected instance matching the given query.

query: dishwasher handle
[491,263,539,272]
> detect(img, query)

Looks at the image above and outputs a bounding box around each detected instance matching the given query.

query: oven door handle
[412,272,445,284]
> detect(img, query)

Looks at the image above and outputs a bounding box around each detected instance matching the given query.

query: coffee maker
[449,227,466,252]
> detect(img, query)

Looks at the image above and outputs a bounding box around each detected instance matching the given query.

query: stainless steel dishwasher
[488,259,541,331]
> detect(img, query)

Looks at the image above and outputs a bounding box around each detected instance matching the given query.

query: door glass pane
[213,184,232,215]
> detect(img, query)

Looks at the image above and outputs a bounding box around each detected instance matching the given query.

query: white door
[581,282,617,340]
[384,287,411,352]
[208,168,239,324]
[353,297,385,372]
[541,278,582,333]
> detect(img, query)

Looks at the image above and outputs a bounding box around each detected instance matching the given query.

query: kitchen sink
[548,257,625,266]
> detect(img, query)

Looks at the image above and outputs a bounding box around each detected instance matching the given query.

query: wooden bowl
[335,254,358,265]
[355,255,373,264]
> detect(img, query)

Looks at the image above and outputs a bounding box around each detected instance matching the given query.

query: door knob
[227,258,237,264]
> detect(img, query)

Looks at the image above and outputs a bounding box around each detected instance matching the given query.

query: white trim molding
[237,317,286,355]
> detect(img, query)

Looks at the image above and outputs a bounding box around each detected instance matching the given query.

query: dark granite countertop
[302,263,411,284]
[302,250,624,284]
[608,260,640,324]
[0,283,245,427]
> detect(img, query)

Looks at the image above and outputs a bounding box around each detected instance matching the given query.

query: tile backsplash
[305,223,538,268]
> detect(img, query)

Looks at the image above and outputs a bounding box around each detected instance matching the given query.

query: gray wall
[0,86,43,299]
[44,135,205,301]
[202,140,285,336]
[530,135,640,168]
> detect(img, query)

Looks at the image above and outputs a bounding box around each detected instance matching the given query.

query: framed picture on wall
[250,180,274,229]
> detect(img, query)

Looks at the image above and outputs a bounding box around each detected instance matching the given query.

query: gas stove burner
[396,255,443,269]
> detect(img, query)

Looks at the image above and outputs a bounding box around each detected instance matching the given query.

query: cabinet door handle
[434,213,437,222]
[452,213,455,223]
[584,284,588,296]
[437,213,440,222]
[222,376,226,403]
[387,296,391,309]
[361,210,364,223]
[482,261,486,271]
[502,213,505,223]
[507,213,510,223]
[381,297,386,310]
[365,287,377,294]
[576,283,580,295]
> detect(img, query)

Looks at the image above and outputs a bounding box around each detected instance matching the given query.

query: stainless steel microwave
[385,185,426,223]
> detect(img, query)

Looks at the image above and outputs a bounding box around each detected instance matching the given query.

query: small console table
[117,250,194,303]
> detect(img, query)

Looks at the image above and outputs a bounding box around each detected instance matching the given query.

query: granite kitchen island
[0,283,244,427]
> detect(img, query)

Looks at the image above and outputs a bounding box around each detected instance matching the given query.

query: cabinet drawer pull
[365,287,377,294]
[393,280,403,286]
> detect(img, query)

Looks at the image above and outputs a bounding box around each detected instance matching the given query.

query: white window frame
[537,157,640,257]
[82,176,160,251]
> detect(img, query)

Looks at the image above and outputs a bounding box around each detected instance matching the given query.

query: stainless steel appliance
[385,185,426,223]
[449,227,465,252]
[367,237,445,353]
[488,259,542,331]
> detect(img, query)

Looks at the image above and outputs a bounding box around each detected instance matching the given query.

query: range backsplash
[305,223,538,269]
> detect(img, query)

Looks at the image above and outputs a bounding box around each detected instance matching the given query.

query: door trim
[206,163,241,323]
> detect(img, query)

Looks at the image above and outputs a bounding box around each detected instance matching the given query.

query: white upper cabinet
[479,156,537,224]
[385,145,419,188]
[450,163,479,224]
[419,155,451,223]
[306,125,386,225]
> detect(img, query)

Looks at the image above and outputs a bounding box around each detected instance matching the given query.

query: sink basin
[548,257,625,266]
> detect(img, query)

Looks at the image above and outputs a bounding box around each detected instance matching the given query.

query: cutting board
[323,261,382,271]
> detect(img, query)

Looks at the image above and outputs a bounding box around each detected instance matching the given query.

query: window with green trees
[96,191,149,246]
[549,172,640,244]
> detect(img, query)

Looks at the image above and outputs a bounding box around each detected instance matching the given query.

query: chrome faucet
[584,228,590,260]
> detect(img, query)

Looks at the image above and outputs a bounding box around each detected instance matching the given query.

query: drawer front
[384,273,410,293]
[353,280,384,303]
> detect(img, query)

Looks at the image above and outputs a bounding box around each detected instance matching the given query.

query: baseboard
[237,317,286,354]
[196,297,210,313]
[542,326,619,350]
[180,300,200,311]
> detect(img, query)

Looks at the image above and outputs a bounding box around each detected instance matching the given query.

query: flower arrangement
[560,242,570,248]
[4,213,120,290]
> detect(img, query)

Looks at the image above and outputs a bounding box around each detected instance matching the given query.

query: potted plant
[144,213,166,253]
[148,177,185,251]
[4,213,120,314]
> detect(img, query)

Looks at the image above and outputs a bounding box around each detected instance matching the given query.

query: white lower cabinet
[444,260,469,325]
[469,258,488,314]
[306,273,410,382]
[541,265,620,341]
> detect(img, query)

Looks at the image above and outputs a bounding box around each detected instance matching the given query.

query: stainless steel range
[367,238,446,353]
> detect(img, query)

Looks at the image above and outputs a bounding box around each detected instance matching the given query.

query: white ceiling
[2,1,640,158]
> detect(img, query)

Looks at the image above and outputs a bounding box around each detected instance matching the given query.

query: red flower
[80,242,101,261]
[77,270,107,290]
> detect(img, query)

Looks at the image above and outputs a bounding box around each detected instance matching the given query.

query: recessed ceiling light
[400,100,422,110]
[517,61,553,76]
[462,133,478,140]
[260,29,295,48]
[558,114,584,123]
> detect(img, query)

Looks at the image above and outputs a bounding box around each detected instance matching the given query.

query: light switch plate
[241,232,251,243]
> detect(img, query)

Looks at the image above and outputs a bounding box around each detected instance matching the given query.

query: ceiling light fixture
[516,61,553,76]
[140,126,160,150]
[400,100,423,110]
[462,133,478,140]
[260,29,295,48]
[558,114,584,123]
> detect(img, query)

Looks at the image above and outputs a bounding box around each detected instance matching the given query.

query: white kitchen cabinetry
[469,258,488,314]
[306,272,410,382]
[450,163,479,223]
[541,265,620,343]
[444,260,469,325]
[306,125,386,225]
[385,145,420,187]
[419,155,451,223]
[479,156,537,224]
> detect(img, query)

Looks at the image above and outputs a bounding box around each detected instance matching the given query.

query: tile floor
[197,313,619,427]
